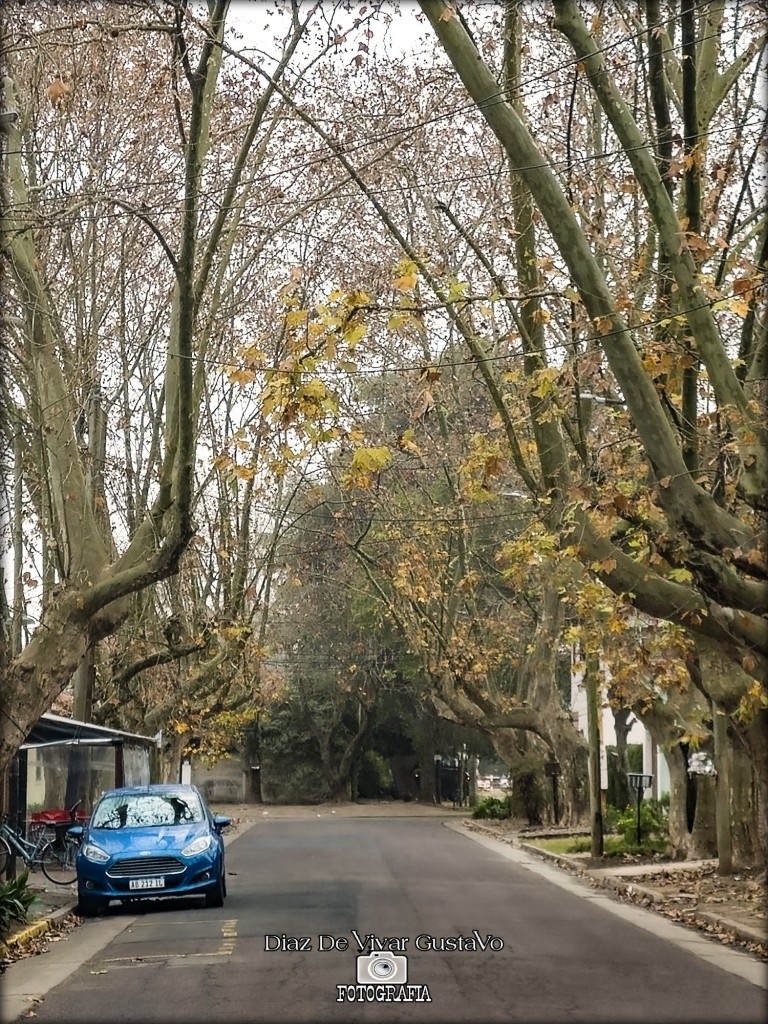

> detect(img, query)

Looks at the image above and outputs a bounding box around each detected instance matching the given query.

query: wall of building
[570,663,670,799]
[187,755,247,803]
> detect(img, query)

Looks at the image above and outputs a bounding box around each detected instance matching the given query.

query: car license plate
[129,878,165,890]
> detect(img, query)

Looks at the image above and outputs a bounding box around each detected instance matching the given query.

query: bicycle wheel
[0,834,11,877]
[41,839,78,885]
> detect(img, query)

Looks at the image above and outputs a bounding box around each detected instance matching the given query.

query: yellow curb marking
[2,918,56,949]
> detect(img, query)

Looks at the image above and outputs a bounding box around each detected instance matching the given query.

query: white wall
[570,657,669,798]
[190,755,246,803]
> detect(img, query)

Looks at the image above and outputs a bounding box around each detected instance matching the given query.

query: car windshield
[91,792,204,829]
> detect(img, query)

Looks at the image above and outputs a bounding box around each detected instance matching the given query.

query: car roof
[97,784,202,799]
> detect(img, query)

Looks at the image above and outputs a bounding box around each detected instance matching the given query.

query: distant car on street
[69,784,230,917]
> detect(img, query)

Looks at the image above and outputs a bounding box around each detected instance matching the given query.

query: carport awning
[22,712,158,749]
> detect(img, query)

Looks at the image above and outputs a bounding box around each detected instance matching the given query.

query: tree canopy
[1,0,765,859]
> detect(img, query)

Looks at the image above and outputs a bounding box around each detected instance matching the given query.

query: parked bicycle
[0,801,82,885]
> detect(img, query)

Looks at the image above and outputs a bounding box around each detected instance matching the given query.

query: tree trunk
[0,6,238,780]
[160,732,187,784]
[491,730,545,826]
[712,704,732,874]
[511,584,588,825]
[664,744,693,860]
[326,778,351,802]
[688,774,717,860]
[543,713,588,826]
[243,718,264,803]
[740,711,768,868]
[411,721,438,803]
[690,643,767,868]
[72,649,95,724]
[730,734,761,869]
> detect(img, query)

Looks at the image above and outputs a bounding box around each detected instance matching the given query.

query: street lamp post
[626,772,654,845]
[433,755,442,805]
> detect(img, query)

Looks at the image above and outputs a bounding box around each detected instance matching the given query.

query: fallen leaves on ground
[0,913,81,973]
[619,864,766,953]
[466,821,767,960]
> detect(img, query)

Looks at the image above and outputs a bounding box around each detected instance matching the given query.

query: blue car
[71,784,230,917]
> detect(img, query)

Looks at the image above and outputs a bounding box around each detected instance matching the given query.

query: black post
[434,757,442,805]
[627,773,653,848]
[114,739,125,788]
[545,760,561,825]
[6,753,21,879]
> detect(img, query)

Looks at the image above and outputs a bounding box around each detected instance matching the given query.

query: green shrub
[356,750,394,799]
[603,805,622,834]
[472,795,513,820]
[615,798,668,843]
[0,868,36,933]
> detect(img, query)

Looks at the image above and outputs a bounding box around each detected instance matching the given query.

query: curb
[518,840,767,949]
[518,841,585,873]
[694,912,767,947]
[1,904,77,954]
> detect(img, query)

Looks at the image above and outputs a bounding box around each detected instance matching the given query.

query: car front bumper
[77,851,222,901]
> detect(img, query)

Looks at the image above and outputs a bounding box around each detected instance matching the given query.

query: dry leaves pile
[615,864,767,959]
[0,913,81,973]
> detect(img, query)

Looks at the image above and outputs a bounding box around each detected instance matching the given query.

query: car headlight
[82,842,110,864]
[182,835,212,857]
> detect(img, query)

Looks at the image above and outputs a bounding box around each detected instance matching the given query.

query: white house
[570,661,670,801]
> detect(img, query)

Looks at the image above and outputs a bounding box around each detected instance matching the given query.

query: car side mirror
[67,825,84,839]
[213,815,231,832]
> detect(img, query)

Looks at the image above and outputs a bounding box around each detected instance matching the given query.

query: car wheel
[78,890,108,917]
[205,870,225,908]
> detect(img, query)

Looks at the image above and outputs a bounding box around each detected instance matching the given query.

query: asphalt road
[7,816,767,1023]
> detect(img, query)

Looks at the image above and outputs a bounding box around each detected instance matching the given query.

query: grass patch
[525,837,584,855]
[525,835,669,858]
[562,835,628,855]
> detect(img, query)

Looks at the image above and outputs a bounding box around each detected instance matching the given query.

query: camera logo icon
[356,951,408,984]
